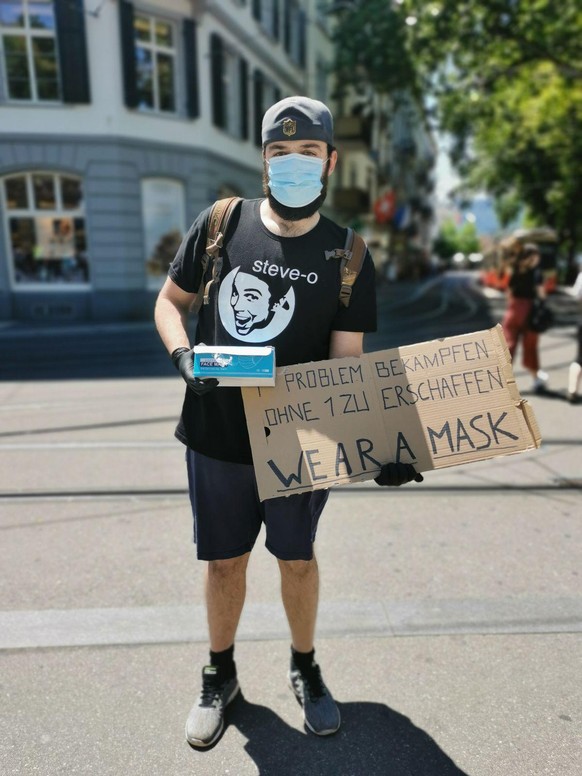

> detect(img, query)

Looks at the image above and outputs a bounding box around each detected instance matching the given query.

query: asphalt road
[0,271,578,383]
[1,273,581,775]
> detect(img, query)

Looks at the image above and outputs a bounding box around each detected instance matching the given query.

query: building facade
[0,0,336,322]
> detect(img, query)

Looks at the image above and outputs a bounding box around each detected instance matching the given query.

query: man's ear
[328,149,338,175]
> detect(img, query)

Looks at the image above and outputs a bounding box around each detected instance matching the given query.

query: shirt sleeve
[330,249,377,333]
[167,206,211,293]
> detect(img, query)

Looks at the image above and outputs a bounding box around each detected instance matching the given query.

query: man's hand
[374,462,424,487]
[171,347,219,396]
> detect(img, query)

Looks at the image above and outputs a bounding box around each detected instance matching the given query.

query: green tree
[432,218,479,259]
[457,221,480,256]
[331,1,416,97]
[433,218,459,260]
[330,0,582,262]
[403,0,582,262]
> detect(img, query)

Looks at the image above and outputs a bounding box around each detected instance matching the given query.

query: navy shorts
[186,449,329,561]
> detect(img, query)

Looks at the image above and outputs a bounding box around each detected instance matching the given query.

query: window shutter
[54,0,91,103]
[283,0,291,53]
[273,0,280,40]
[252,0,261,22]
[183,19,199,118]
[210,33,225,129]
[119,1,138,108]
[299,9,307,68]
[253,70,264,147]
[239,58,249,140]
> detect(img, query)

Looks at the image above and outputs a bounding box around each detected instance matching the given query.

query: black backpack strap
[191,196,242,315]
[325,227,368,307]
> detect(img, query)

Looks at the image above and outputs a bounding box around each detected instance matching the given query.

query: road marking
[1,597,580,650]
[1,480,581,504]
[0,442,177,450]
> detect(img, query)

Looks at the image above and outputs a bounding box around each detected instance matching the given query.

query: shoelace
[301,664,327,701]
[199,674,224,707]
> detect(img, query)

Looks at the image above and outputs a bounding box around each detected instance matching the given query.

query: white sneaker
[533,370,549,393]
[185,666,239,748]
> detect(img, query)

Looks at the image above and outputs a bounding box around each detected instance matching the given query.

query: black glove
[374,462,424,487]
[171,347,219,396]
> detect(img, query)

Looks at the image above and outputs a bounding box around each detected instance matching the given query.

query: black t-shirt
[509,265,543,299]
[168,198,377,463]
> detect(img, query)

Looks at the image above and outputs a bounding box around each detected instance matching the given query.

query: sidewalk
[0,309,580,775]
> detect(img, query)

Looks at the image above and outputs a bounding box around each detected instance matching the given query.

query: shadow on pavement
[520,387,573,402]
[217,694,470,775]
[0,323,178,381]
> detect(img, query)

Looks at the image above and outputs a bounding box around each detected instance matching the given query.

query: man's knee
[208,553,250,580]
[278,557,317,579]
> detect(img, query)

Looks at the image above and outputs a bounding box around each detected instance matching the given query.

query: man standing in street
[155,96,421,749]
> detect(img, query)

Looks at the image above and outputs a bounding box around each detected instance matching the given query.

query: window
[141,178,185,290]
[2,172,89,286]
[315,57,328,104]
[0,0,59,101]
[0,1,90,104]
[133,12,177,113]
[283,0,305,67]
[119,2,198,117]
[315,0,330,31]
[253,0,279,39]
[222,47,241,135]
[210,33,249,139]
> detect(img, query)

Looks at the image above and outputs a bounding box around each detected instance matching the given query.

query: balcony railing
[334,115,373,147]
[332,186,370,213]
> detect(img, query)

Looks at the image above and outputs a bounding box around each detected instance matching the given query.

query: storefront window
[2,172,89,286]
[141,178,185,290]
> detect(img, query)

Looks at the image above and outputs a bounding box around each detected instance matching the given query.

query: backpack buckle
[325,248,352,262]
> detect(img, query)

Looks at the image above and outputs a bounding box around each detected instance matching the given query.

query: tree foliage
[331,1,416,97]
[433,218,480,260]
[330,0,582,257]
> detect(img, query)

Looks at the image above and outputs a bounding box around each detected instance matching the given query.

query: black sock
[209,645,236,680]
[291,646,315,674]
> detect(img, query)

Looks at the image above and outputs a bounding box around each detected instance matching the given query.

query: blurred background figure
[501,240,549,393]
[567,258,582,403]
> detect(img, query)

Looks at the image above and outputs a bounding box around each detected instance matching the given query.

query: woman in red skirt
[501,242,549,393]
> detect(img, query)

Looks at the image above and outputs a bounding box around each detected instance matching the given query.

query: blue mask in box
[267,153,326,208]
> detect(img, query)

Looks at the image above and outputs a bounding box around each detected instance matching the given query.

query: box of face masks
[193,345,276,386]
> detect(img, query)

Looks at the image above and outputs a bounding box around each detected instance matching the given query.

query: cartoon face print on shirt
[218,266,296,343]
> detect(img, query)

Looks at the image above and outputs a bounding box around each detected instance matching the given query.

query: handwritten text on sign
[242,326,541,501]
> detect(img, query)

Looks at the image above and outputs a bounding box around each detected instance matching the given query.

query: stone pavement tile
[0,498,198,611]
[1,635,580,776]
[318,487,581,602]
[2,477,580,613]
[2,595,580,650]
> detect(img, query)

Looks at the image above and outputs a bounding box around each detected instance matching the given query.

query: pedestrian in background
[567,259,582,403]
[155,96,422,750]
[501,241,549,393]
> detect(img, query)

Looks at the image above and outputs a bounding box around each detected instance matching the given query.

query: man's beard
[262,165,329,222]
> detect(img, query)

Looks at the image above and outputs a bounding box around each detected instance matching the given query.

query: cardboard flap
[242,327,542,501]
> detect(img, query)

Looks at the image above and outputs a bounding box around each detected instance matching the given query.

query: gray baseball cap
[261,96,334,146]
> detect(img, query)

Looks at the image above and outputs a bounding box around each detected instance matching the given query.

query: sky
[434,136,460,202]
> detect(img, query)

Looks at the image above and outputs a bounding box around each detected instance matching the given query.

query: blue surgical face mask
[267,153,326,208]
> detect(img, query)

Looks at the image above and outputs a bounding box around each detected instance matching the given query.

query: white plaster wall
[4,0,305,166]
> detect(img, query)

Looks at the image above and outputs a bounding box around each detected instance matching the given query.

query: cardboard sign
[242,325,541,501]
